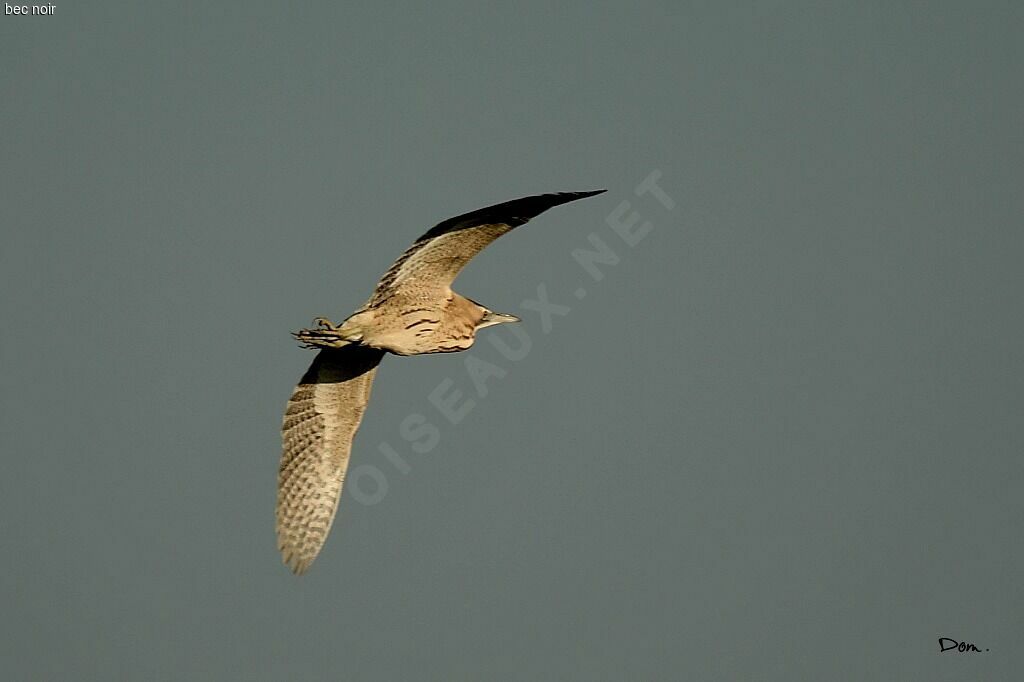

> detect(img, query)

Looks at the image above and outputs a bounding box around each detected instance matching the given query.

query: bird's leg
[312,316,340,330]
[293,317,354,349]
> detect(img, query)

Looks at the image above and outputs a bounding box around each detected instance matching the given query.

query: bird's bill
[480,310,521,327]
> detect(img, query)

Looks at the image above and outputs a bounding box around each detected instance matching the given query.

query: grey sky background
[2,2,1022,680]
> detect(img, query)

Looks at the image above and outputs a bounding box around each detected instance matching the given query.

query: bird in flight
[277,189,606,573]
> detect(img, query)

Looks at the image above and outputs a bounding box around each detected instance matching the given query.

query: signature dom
[938,637,988,653]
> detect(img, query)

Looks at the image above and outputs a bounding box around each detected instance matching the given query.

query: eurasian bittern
[277,190,605,573]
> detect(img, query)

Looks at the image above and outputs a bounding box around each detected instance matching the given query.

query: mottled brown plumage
[278,346,382,574]
[277,190,605,573]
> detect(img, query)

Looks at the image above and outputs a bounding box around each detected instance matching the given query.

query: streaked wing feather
[277,346,384,574]
[369,190,605,304]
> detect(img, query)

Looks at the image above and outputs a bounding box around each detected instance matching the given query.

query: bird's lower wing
[277,346,385,574]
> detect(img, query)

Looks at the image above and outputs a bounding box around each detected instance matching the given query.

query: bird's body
[277,189,605,573]
[296,291,503,356]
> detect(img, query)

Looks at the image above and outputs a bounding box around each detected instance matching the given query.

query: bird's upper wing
[277,346,385,574]
[368,190,606,305]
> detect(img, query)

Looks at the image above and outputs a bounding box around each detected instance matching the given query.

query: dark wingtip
[559,189,606,199]
[543,189,607,208]
[419,188,609,241]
